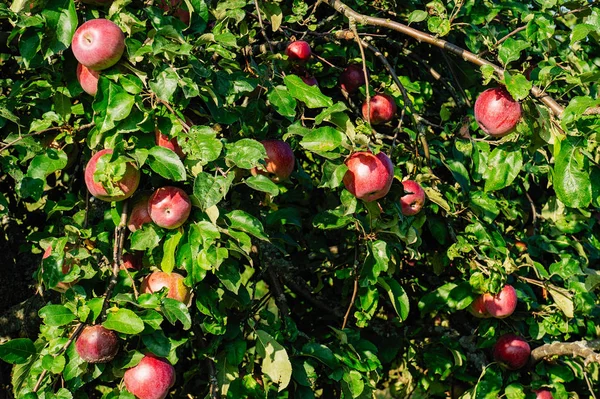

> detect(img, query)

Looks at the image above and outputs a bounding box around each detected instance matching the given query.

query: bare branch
[530,339,600,366]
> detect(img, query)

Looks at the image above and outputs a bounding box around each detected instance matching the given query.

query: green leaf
[547,285,574,318]
[245,175,279,196]
[130,224,164,251]
[407,10,428,24]
[39,304,76,326]
[314,102,348,125]
[226,210,268,240]
[319,161,348,189]
[361,241,389,287]
[570,23,594,45]
[561,96,600,128]
[498,38,530,67]
[193,172,234,211]
[268,86,296,118]
[216,260,242,294]
[554,138,592,208]
[41,0,77,55]
[147,146,186,181]
[161,298,192,330]
[226,139,266,169]
[42,354,65,374]
[378,277,410,321]
[0,339,36,364]
[505,383,526,399]
[341,370,364,398]
[161,230,183,273]
[150,68,179,102]
[300,127,344,153]
[256,330,292,391]
[103,308,145,334]
[504,73,532,101]
[185,126,223,165]
[475,366,502,399]
[93,79,135,134]
[283,75,333,109]
[483,147,523,192]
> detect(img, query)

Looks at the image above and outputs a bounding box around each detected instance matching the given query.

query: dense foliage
[1,0,600,398]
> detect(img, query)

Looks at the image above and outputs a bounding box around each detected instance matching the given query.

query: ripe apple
[534,389,553,399]
[71,19,125,71]
[121,253,142,271]
[75,324,119,363]
[155,129,185,159]
[340,64,365,93]
[140,271,191,304]
[158,0,190,25]
[468,295,490,318]
[250,140,295,182]
[147,186,192,229]
[400,180,426,216]
[128,195,153,232]
[362,94,397,125]
[343,151,394,202]
[483,284,517,318]
[76,63,100,96]
[124,354,175,399]
[286,41,311,62]
[301,76,318,86]
[493,333,530,370]
[474,87,522,137]
[84,149,141,202]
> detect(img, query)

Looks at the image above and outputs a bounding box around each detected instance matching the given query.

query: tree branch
[321,0,565,117]
[530,339,600,366]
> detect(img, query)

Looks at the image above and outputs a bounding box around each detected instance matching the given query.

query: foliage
[1,0,600,398]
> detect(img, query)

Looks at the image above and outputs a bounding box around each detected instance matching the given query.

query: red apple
[340,64,365,93]
[483,284,517,318]
[124,354,175,399]
[148,186,192,229]
[343,151,394,202]
[250,140,295,182]
[493,333,530,370]
[286,41,311,62]
[534,389,553,399]
[76,63,100,96]
[362,94,397,125]
[75,325,119,364]
[121,253,142,271]
[158,0,190,25]
[140,271,191,304]
[71,19,125,71]
[155,129,185,159]
[474,87,522,137]
[84,149,141,202]
[400,180,426,216]
[128,195,153,232]
[301,76,318,86]
[468,295,490,318]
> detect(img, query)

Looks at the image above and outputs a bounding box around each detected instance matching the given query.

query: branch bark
[321,0,565,117]
[530,339,600,366]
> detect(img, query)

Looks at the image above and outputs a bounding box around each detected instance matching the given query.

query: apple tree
[1,0,600,398]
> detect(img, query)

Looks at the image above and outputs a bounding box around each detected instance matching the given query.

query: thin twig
[349,19,371,127]
[341,274,358,330]
[158,100,191,133]
[0,123,94,153]
[253,0,276,55]
[479,25,527,56]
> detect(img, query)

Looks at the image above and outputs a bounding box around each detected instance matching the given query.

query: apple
[250,140,295,182]
[42,244,79,292]
[483,284,517,318]
[71,19,125,71]
[362,94,397,125]
[76,63,100,96]
[155,129,185,159]
[84,149,141,202]
[75,324,119,363]
[140,271,191,304]
[148,186,192,229]
[534,389,553,399]
[158,0,190,25]
[400,180,426,216]
[468,295,490,318]
[340,64,365,93]
[301,76,318,86]
[124,354,175,399]
[343,151,394,202]
[285,41,311,62]
[128,195,153,232]
[121,253,142,271]
[474,87,522,137]
[493,333,530,370]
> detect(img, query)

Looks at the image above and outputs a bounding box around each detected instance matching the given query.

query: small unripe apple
[400,180,426,216]
[124,354,175,399]
[340,64,365,93]
[343,151,394,202]
[301,76,318,86]
[76,63,100,96]
[483,284,517,318]
[468,295,490,318]
[250,140,295,182]
[121,253,142,271]
[493,333,530,370]
[534,389,553,399]
[128,195,153,232]
[362,94,397,125]
[141,271,191,304]
[75,325,119,363]
[84,149,141,202]
[71,19,125,71]
[148,186,192,229]
[155,129,185,159]
[285,41,311,62]
[474,87,522,137]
